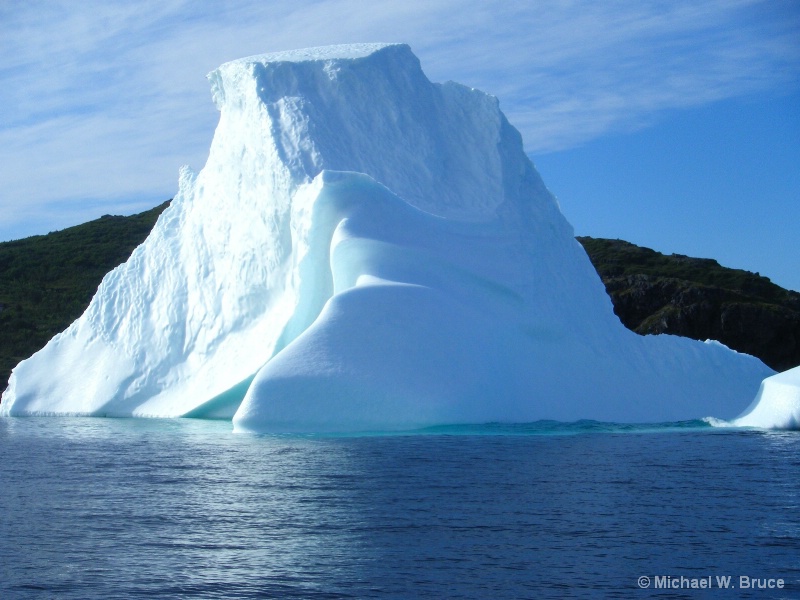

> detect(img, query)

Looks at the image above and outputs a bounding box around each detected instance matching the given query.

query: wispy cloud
[1,0,798,240]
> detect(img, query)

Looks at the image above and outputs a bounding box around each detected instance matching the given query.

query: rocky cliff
[578,236,799,372]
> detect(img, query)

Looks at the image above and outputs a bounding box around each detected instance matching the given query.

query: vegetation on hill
[577,236,800,372]
[0,201,170,387]
[1,205,796,392]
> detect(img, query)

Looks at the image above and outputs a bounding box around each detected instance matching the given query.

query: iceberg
[732,367,800,429]
[1,43,775,431]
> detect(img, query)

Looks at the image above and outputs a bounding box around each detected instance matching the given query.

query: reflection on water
[1,417,798,599]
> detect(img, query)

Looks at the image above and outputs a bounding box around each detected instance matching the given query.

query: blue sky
[1,1,798,290]
[536,90,800,291]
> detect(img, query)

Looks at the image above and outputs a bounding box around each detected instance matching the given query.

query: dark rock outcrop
[578,236,800,372]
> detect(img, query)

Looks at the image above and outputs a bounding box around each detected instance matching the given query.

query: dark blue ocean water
[1,418,798,599]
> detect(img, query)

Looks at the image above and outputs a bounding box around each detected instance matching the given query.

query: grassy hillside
[0,201,170,387]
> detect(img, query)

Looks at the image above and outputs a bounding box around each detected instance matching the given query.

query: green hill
[1,205,797,391]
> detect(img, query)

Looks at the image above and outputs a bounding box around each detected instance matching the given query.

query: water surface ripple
[1,418,798,599]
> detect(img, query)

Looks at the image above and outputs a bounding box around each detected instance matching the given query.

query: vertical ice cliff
[1,43,775,430]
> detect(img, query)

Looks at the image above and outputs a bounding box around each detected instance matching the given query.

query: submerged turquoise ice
[1,44,780,431]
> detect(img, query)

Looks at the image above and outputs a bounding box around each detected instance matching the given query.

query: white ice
[731,367,800,429]
[0,43,778,431]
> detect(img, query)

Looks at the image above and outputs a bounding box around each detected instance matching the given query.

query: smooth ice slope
[732,367,800,429]
[1,43,774,430]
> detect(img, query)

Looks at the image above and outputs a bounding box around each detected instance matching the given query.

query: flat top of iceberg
[222,43,401,68]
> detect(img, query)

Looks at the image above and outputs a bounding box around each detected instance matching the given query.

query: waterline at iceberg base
[0,43,786,431]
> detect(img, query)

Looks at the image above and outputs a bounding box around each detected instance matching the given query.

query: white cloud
[1,0,798,240]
